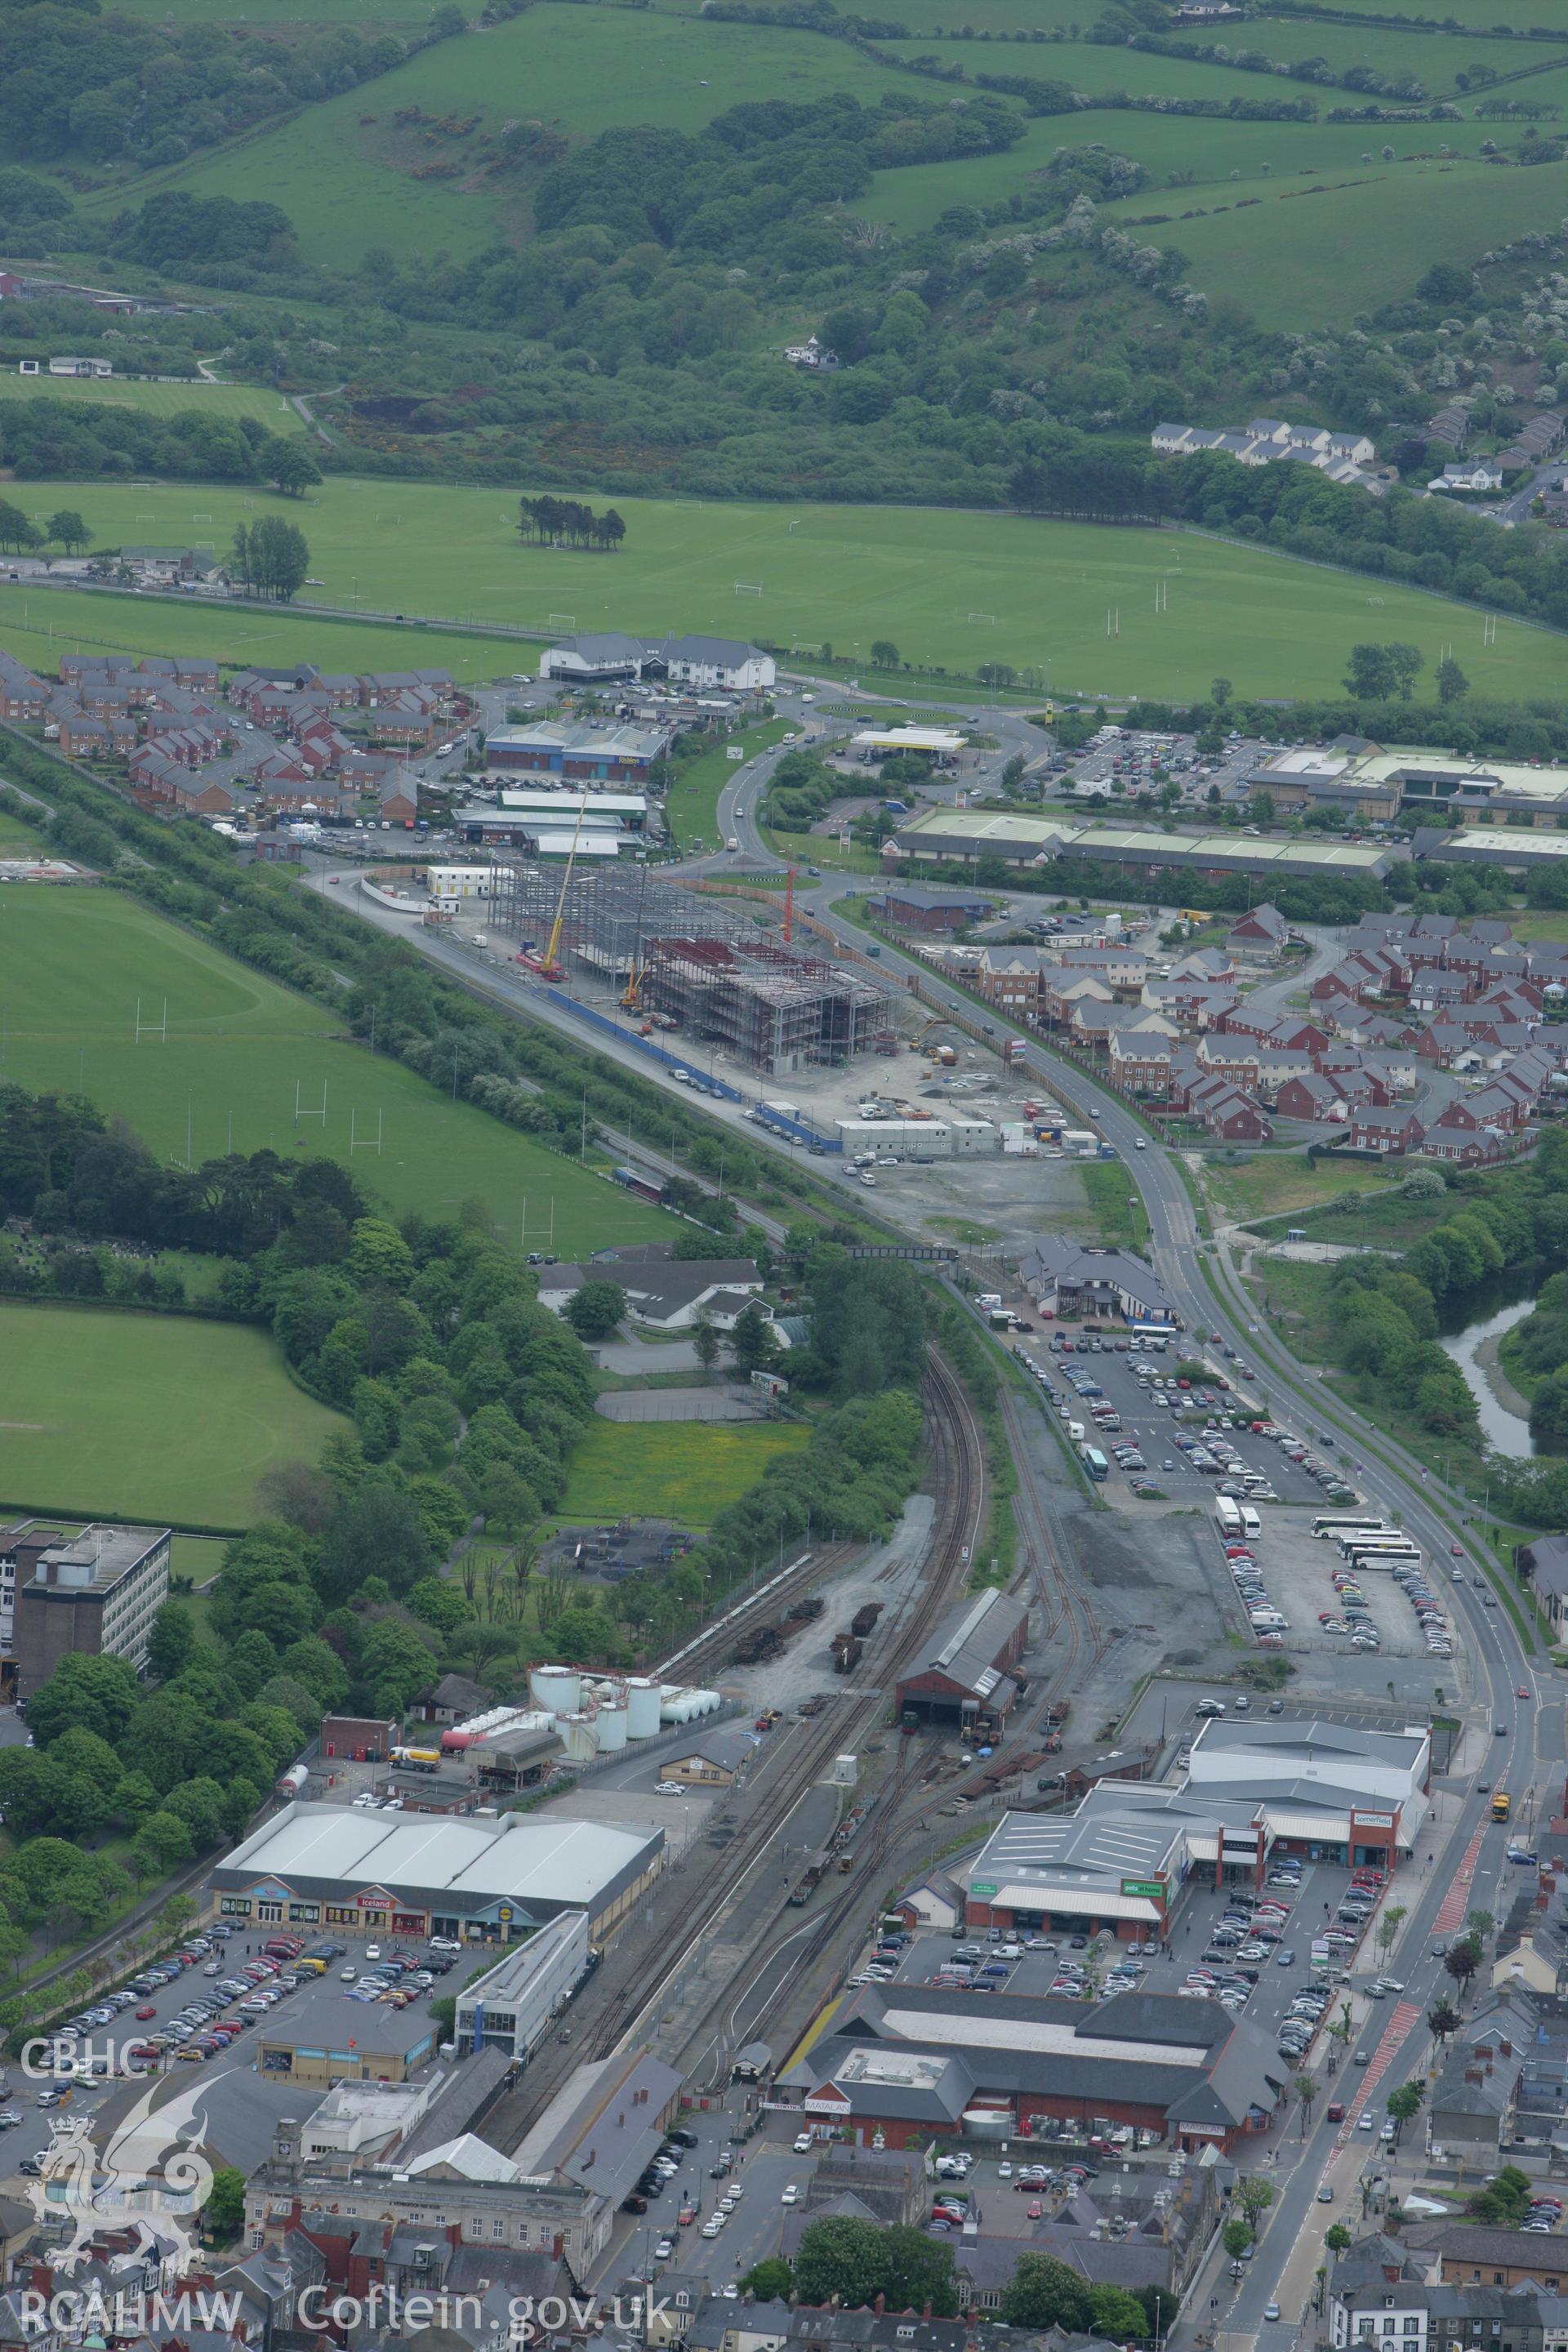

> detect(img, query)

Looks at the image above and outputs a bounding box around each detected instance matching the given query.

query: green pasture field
[0,379,304,434]
[1102,154,1568,327]
[1507,909,1568,942]
[0,1298,345,1525]
[0,580,534,689]
[0,889,670,1253]
[90,8,922,265]
[0,802,45,852]
[1200,1151,1405,1226]
[559,1417,809,1524]
[3,474,1562,700]
[856,105,1512,231]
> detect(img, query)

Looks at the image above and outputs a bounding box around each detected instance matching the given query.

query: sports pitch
[0,1298,345,1525]
[0,890,669,1254]
[2,476,1559,702]
[0,578,532,689]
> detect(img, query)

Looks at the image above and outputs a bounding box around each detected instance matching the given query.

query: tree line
[0,399,321,494]
[229,514,310,600]
[518,495,626,550]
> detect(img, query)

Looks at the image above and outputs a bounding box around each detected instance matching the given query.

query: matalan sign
[804,2094,851,2115]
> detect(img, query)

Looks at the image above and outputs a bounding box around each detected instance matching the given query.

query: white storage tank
[692,1688,721,1717]
[557,1712,599,1763]
[661,1688,695,1726]
[597,1703,629,1753]
[531,1664,581,1715]
[626,1678,662,1741]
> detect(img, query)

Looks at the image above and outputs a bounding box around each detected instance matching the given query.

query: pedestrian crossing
[1323,2000,1423,2171]
[1434,1828,1485,1936]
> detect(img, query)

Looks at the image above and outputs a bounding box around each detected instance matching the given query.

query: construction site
[492,862,893,1076]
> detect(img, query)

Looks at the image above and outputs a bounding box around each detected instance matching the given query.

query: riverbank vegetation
[1252,1129,1568,1519]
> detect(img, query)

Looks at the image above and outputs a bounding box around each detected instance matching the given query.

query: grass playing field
[559,1417,809,1524]
[0,475,1558,701]
[0,380,305,434]
[0,1299,345,1525]
[0,889,670,1254]
[0,580,535,690]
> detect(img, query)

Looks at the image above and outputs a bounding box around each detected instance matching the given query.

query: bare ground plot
[719,1493,937,1715]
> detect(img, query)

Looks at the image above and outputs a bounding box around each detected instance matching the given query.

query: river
[1439,1295,1535,1458]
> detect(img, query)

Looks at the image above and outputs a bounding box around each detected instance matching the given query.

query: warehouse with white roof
[207,1802,662,1946]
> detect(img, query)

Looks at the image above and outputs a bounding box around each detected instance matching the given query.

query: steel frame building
[641,935,889,1075]
[491,861,753,978]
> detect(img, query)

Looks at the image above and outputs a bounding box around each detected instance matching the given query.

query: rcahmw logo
[16,2063,214,2274]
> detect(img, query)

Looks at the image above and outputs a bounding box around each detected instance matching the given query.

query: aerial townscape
[16,14,1568,2352]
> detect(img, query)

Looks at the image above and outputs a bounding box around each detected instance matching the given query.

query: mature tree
[869,640,899,669]
[1235,2176,1276,2234]
[1221,2218,1254,2260]
[229,515,309,602]
[739,2260,795,2301]
[1000,2252,1093,2330]
[1294,2072,1316,2136]
[793,2219,956,2318]
[163,1776,229,1849]
[729,1302,781,1375]
[1211,676,1233,706]
[1325,2223,1353,2258]
[319,1483,431,1601]
[1345,640,1424,701]
[1089,2287,1152,2339]
[203,2165,247,2243]
[1445,1939,1481,1997]
[24,1653,140,1748]
[359,1616,440,1717]
[131,1810,194,1881]
[270,440,322,497]
[46,510,90,555]
[693,1316,720,1372]
[0,502,39,555]
[1437,654,1470,704]
[564,1281,626,1341]
[147,1600,198,1683]
[1387,2082,1423,2132]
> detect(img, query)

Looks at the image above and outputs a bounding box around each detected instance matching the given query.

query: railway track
[661,1341,988,2082]
[489,1343,988,2141]
[657,1542,857,1686]
[998,1382,1113,1717]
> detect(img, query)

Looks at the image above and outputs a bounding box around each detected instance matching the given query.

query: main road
[710,760,1549,2342]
